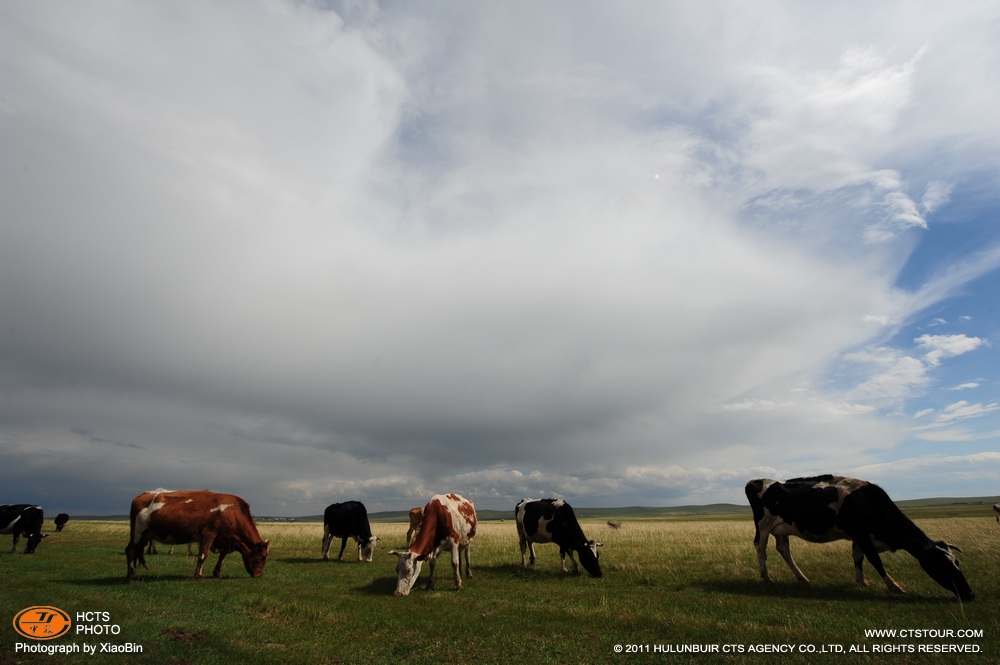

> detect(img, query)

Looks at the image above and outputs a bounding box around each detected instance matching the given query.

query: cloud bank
[2,1,1000,514]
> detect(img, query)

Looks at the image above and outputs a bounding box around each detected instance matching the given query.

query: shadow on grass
[60,574,192,586]
[356,576,407,595]
[278,557,331,564]
[696,578,962,605]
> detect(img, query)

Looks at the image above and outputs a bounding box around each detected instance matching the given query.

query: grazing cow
[125,489,269,581]
[746,475,974,601]
[388,493,476,596]
[322,501,378,562]
[994,504,1000,524]
[515,498,603,578]
[1,505,46,553]
[406,506,423,546]
[54,513,70,532]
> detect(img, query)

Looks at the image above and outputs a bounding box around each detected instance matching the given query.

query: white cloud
[934,400,1000,424]
[916,334,985,367]
[921,181,954,214]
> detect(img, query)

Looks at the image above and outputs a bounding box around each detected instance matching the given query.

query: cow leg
[10,533,18,553]
[462,543,473,579]
[774,534,810,583]
[451,543,463,590]
[518,535,529,567]
[854,538,904,593]
[566,548,581,575]
[559,548,577,574]
[212,551,228,578]
[195,537,215,579]
[852,542,869,586]
[406,526,415,546]
[337,536,348,561]
[426,556,437,591]
[754,530,771,582]
[125,542,142,581]
[321,528,334,561]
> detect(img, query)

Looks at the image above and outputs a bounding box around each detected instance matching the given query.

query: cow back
[409,494,476,557]
[324,501,373,539]
[130,490,262,549]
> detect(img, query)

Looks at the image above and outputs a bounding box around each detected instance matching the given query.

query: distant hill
[63,496,1000,523]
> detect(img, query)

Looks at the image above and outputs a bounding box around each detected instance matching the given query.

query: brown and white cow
[405,506,423,546]
[993,504,1000,523]
[125,489,269,582]
[388,494,476,596]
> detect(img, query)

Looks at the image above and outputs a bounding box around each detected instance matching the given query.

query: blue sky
[2,1,999,515]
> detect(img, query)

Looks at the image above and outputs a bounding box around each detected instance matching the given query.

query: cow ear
[387,550,400,555]
[595,542,603,548]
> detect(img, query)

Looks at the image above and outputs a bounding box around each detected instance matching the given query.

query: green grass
[2,512,998,664]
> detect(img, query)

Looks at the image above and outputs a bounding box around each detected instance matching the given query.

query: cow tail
[745,480,765,545]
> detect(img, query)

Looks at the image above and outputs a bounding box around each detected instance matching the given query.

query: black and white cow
[746,475,974,601]
[1,505,46,553]
[54,513,70,532]
[515,498,602,577]
[322,501,378,562]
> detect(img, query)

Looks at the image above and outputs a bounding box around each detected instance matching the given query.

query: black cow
[1,505,46,553]
[54,513,70,532]
[746,475,974,601]
[515,498,602,577]
[322,501,378,562]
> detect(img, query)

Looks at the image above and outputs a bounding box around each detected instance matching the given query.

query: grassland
[1,509,998,664]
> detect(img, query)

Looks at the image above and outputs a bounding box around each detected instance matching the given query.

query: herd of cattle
[1,475,986,600]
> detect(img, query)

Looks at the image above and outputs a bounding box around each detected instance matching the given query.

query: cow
[405,506,423,546]
[322,501,378,562]
[515,498,603,578]
[745,475,974,601]
[54,513,70,532]
[1,505,46,553]
[125,489,269,581]
[993,504,1000,523]
[388,493,476,596]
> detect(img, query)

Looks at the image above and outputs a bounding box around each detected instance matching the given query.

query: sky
[2,1,1000,516]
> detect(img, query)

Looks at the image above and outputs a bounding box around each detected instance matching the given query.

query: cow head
[360,535,379,562]
[916,541,974,602]
[241,540,270,578]
[578,540,603,578]
[388,550,423,596]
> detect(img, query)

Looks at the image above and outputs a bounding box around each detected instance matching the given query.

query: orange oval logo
[13,606,72,640]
